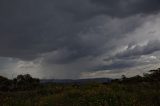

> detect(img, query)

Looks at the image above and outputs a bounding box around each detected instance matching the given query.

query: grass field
[1,82,160,106]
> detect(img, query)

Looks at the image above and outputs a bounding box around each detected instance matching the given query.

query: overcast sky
[1,0,160,79]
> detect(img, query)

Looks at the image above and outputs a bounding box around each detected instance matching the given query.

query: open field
[1,82,160,106]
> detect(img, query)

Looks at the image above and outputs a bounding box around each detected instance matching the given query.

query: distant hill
[40,78,112,84]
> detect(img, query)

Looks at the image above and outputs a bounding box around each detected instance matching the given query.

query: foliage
[0,74,40,91]
[1,68,160,106]
[113,68,160,83]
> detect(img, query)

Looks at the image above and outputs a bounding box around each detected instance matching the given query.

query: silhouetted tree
[0,76,11,91]
[13,74,40,90]
[121,75,127,80]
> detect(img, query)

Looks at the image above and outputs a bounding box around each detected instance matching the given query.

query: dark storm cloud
[91,0,160,17]
[0,0,82,60]
[0,0,160,63]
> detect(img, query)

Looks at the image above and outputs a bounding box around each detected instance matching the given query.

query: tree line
[1,68,160,91]
[0,74,40,91]
[112,68,160,83]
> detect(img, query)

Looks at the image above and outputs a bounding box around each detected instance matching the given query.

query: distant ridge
[40,78,112,84]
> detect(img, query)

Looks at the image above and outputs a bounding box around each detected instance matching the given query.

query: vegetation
[0,68,160,106]
[0,74,40,91]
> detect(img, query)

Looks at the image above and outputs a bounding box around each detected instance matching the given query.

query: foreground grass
[1,82,160,106]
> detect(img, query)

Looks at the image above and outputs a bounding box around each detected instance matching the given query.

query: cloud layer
[0,0,160,79]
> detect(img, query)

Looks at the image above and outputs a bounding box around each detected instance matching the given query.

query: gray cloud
[93,59,137,71]
[91,0,160,17]
[0,0,160,61]
[96,39,160,73]
[114,40,160,59]
[0,0,160,78]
